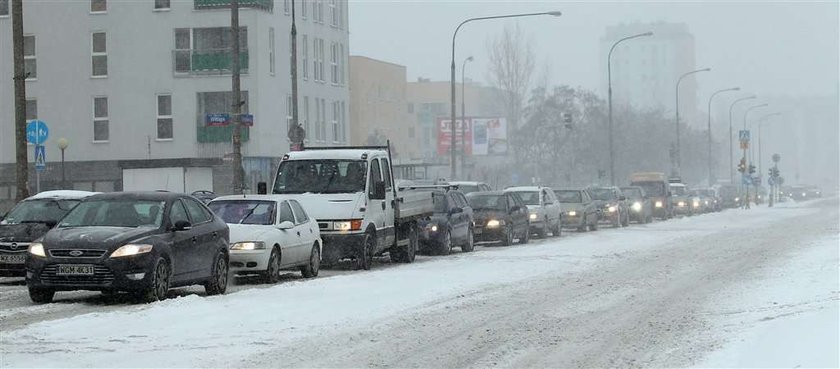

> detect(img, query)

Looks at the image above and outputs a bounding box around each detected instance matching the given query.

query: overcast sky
[348,1,839,100]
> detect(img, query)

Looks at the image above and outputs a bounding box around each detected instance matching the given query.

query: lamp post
[728,95,756,182]
[742,103,768,209]
[57,138,68,189]
[607,31,652,185]
[756,112,781,178]
[460,55,473,176]
[449,11,562,179]
[674,67,710,176]
[706,87,740,186]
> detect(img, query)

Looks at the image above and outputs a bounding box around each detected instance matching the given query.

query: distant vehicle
[467,191,530,246]
[670,183,696,216]
[630,172,672,219]
[553,188,599,231]
[785,185,810,201]
[588,186,629,227]
[695,188,722,212]
[208,195,322,283]
[448,181,493,194]
[805,186,822,198]
[0,191,98,277]
[265,144,434,270]
[504,186,562,238]
[689,189,713,213]
[416,186,474,255]
[26,192,230,303]
[620,186,653,223]
[191,190,218,205]
[718,185,742,208]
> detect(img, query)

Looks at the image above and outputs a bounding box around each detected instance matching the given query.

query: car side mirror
[373,182,387,200]
[450,207,463,214]
[257,182,268,195]
[173,220,192,232]
[277,221,295,230]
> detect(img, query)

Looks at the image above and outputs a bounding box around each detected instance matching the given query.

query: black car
[467,191,530,246]
[0,191,97,277]
[25,192,230,303]
[419,188,475,255]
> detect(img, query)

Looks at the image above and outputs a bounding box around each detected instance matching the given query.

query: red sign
[437,118,472,156]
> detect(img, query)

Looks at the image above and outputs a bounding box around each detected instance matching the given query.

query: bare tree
[486,24,535,132]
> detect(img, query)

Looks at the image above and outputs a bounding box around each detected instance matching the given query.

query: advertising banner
[471,117,507,156]
[436,118,472,156]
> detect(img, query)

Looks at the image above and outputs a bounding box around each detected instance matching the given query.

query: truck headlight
[230,241,265,250]
[567,211,577,217]
[486,219,504,228]
[28,243,46,258]
[631,202,642,212]
[654,201,663,208]
[529,213,538,220]
[334,220,363,231]
[111,244,154,258]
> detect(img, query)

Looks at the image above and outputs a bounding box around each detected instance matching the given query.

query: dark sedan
[26,192,230,303]
[467,191,530,246]
[419,189,475,255]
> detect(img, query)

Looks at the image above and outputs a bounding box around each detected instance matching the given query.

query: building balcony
[194,0,273,11]
[173,49,249,76]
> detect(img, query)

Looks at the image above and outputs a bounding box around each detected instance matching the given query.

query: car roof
[211,194,298,202]
[669,183,687,188]
[467,191,505,196]
[448,181,486,186]
[552,188,581,191]
[505,186,543,192]
[85,191,186,201]
[27,190,99,200]
[285,149,385,161]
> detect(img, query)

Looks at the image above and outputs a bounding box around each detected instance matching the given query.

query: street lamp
[674,67,710,176]
[449,10,562,179]
[57,138,69,189]
[607,31,653,185]
[728,95,756,182]
[460,55,474,176]
[706,87,740,186]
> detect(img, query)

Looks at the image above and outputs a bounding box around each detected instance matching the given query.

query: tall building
[0,0,349,207]
[601,22,698,127]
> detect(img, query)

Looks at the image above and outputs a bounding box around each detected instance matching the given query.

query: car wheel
[143,258,171,302]
[438,231,452,256]
[204,251,228,296]
[518,226,530,244]
[390,225,417,263]
[501,227,514,246]
[264,247,281,283]
[356,233,374,270]
[462,227,475,252]
[622,212,630,227]
[301,243,320,278]
[28,287,55,304]
[589,217,599,231]
[536,219,547,239]
[553,219,562,237]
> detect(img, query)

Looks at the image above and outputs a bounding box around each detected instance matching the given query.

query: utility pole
[12,0,29,201]
[289,0,303,151]
[231,0,244,193]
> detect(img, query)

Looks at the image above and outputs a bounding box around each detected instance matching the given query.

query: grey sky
[348,1,839,100]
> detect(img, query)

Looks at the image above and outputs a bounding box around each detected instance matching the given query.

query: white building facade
[0,0,349,204]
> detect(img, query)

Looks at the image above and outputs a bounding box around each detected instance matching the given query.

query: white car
[208,195,322,283]
[504,186,562,238]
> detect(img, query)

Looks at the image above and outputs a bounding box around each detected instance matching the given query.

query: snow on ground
[0,200,828,368]
[697,232,839,368]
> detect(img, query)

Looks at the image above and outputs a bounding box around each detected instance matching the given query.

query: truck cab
[630,172,673,219]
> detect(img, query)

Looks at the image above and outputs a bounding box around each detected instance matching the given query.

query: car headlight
[486,219,504,228]
[692,201,700,207]
[567,210,577,216]
[28,242,46,258]
[111,244,154,258]
[631,202,642,212]
[529,213,538,220]
[735,197,740,202]
[429,224,439,232]
[230,241,265,251]
[678,201,686,207]
[607,206,617,213]
[802,192,806,196]
[654,201,663,208]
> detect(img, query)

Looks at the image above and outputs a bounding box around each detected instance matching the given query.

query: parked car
[467,191,530,246]
[449,181,493,195]
[0,191,98,277]
[620,186,653,223]
[588,186,630,227]
[504,186,562,238]
[25,192,230,303]
[553,188,599,231]
[417,187,474,255]
[208,195,322,283]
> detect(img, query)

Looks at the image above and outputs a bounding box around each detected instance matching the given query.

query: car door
[276,200,303,266]
[449,192,468,243]
[456,192,473,239]
[290,199,316,265]
[367,158,388,249]
[182,197,218,278]
[380,158,396,246]
[167,199,199,281]
[582,191,595,224]
[507,194,526,234]
[542,189,558,225]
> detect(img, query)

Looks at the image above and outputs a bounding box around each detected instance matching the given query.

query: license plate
[56,264,95,276]
[0,254,26,264]
[474,228,483,235]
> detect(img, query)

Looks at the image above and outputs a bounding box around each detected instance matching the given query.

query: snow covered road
[1,197,837,368]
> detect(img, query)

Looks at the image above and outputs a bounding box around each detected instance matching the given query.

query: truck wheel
[501,227,514,246]
[461,227,475,252]
[389,226,417,263]
[356,233,374,270]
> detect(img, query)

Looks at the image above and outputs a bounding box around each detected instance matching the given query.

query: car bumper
[473,226,505,242]
[599,211,620,223]
[230,249,271,274]
[320,233,366,264]
[25,252,158,292]
[673,206,691,215]
[561,215,585,228]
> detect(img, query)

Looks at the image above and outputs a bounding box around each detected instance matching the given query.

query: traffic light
[749,164,756,175]
[769,168,774,177]
[737,158,746,173]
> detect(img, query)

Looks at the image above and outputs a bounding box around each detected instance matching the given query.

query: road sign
[741,174,752,185]
[34,145,46,171]
[26,120,49,145]
[738,130,750,143]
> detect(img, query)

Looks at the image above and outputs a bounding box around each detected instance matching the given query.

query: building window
[25,99,37,120]
[154,0,170,10]
[318,38,325,83]
[90,0,106,13]
[338,0,344,29]
[0,0,8,17]
[269,27,275,75]
[157,94,173,140]
[91,32,108,77]
[286,95,293,130]
[196,91,249,126]
[301,0,307,19]
[303,96,310,138]
[283,0,290,15]
[23,35,36,80]
[329,0,337,27]
[320,98,326,142]
[174,27,249,75]
[312,0,318,23]
[339,42,345,85]
[93,97,109,142]
[340,101,346,142]
[318,0,324,23]
[330,42,338,84]
[301,35,309,80]
[331,101,339,142]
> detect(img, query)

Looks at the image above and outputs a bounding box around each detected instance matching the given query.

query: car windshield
[209,200,276,225]
[590,188,617,201]
[432,193,448,213]
[457,185,480,194]
[272,160,368,194]
[512,191,539,205]
[1,199,81,225]
[670,185,687,196]
[633,182,666,197]
[58,199,165,228]
[621,188,643,198]
[554,191,582,203]
[467,194,506,211]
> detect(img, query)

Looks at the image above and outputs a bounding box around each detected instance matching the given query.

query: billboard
[436,118,472,156]
[436,117,507,156]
